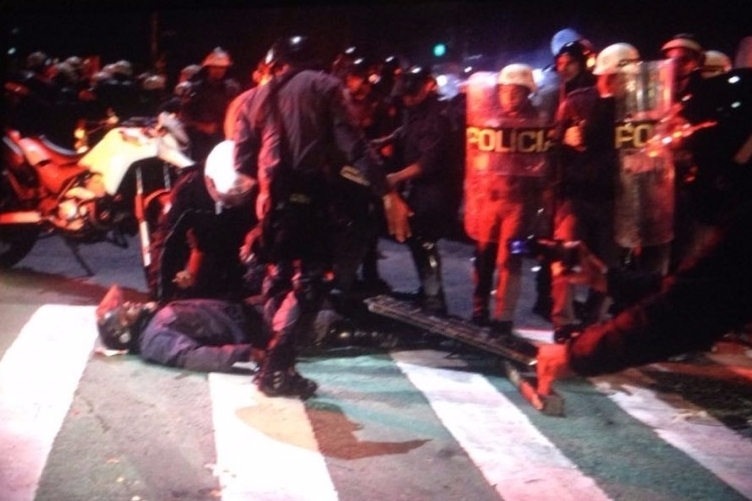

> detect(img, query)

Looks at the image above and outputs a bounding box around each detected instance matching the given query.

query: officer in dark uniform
[233,35,411,398]
[149,140,257,304]
[335,55,397,295]
[380,65,457,315]
[533,40,597,321]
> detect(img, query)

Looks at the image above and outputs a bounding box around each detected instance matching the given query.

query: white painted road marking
[3,306,752,500]
[0,305,97,501]
[392,350,612,501]
[594,374,752,500]
[209,372,339,501]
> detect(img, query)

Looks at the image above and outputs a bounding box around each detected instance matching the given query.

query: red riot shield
[463,72,552,242]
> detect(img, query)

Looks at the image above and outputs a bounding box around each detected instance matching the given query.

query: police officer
[149,140,257,303]
[533,39,597,320]
[182,47,240,165]
[549,43,641,342]
[537,68,752,391]
[660,34,706,273]
[661,34,704,101]
[337,55,396,294]
[465,64,551,336]
[89,60,142,121]
[233,35,411,398]
[381,65,458,315]
[4,51,58,138]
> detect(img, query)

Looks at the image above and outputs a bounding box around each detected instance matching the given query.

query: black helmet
[555,40,594,69]
[346,57,373,78]
[95,285,155,351]
[331,45,363,76]
[393,65,433,97]
[264,35,318,69]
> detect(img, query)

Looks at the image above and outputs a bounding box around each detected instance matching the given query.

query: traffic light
[433,43,447,58]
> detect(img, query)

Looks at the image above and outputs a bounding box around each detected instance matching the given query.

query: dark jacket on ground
[138,299,267,372]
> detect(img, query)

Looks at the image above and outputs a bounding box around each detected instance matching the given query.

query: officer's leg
[490,202,526,336]
[407,235,447,315]
[472,242,497,326]
[257,260,325,397]
[550,200,579,342]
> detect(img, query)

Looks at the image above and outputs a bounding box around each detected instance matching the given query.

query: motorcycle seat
[18,136,82,167]
[37,136,83,164]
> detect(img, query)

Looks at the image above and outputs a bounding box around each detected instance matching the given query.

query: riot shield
[614,60,676,249]
[464,72,551,242]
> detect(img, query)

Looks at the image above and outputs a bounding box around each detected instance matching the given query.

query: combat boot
[256,368,318,399]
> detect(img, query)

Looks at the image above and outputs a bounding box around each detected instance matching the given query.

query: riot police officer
[537,68,752,390]
[382,65,458,315]
[233,35,410,398]
[182,47,240,165]
[464,64,551,335]
[533,39,597,320]
[149,141,257,303]
[549,43,641,342]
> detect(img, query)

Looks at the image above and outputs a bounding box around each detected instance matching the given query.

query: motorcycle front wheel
[0,225,40,267]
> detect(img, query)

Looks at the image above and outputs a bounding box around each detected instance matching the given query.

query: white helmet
[592,43,640,75]
[204,140,256,208]
[142,74,166,90]
[497,63,537,93]
[702,50,732,77]
[661,34,703,57]
[202,47,232,68]
[111,59,133,78]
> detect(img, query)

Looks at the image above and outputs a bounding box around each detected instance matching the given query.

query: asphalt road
[1,232,752,501]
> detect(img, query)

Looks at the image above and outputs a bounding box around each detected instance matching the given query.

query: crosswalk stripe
[4,304,751,500]
[392,350,613,501]
[0,305,97,501]
[208,372,339,501]
[593,372,752,500]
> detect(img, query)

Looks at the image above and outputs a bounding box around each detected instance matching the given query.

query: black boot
[256,368,317,399]
[472,243,497,326]
[408,236,447,316]
[532,259,553,321]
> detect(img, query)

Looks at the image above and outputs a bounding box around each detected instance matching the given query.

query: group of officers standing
[76,29,752,398]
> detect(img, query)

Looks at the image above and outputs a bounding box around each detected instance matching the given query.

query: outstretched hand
[383,191,412,243]
[536,343,574,396]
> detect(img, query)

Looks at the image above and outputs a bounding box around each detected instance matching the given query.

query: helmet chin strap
[733,132,752,165]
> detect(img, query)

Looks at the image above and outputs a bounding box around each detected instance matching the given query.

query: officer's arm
[232,95,260,179]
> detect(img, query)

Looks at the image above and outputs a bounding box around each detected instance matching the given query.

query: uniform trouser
[472,200,526,322]
[551,198,617,328]
[473,243,497,319]
[260,259,328,375]
[406,235,445,309]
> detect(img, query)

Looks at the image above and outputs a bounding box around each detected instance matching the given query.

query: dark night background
[2,0,751,87]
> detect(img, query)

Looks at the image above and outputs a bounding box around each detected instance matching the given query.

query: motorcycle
[0,112,195,275]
